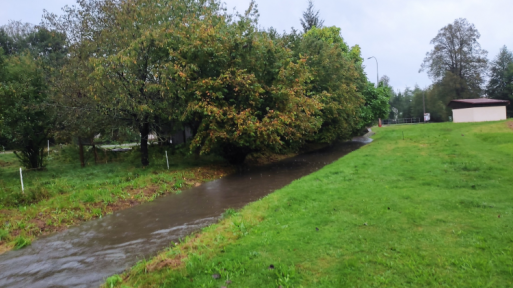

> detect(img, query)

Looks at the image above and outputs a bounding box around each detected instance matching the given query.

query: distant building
[448,99,510,123]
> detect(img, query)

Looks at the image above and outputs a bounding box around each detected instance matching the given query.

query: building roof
[448,99,510,109]
[450,99,510,105]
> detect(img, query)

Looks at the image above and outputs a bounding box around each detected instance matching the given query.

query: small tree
[300,0,324,33]
[357,82,392,129]
[0,52,54,169]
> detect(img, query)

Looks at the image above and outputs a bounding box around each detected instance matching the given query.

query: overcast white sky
[1,0,512,91]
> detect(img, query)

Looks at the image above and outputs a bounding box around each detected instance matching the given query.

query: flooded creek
[0,138,370,288]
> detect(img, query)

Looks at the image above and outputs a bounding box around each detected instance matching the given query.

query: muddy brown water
[0,138,370,288]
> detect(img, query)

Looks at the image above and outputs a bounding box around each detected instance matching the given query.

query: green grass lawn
[111,120,513,287]
[0,145,232,252]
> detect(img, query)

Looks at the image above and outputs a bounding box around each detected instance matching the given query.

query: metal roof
[448,98,510,109]
[449,99,510,105]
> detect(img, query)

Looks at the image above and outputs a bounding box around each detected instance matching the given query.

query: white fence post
[20,168,24,194]
[165,151,169,170]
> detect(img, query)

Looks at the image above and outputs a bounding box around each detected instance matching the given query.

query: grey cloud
[2,0,511,91]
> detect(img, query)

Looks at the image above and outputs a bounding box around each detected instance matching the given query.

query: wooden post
[20,168,24,194]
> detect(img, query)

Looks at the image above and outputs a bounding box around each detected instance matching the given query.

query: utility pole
[368,56,379,87]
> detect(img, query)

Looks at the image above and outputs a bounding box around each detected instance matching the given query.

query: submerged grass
[0,145,234,253]
[110,120,513,287]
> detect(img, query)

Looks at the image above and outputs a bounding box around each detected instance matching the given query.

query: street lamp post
[368,56,379,87]
[368,56,382,127]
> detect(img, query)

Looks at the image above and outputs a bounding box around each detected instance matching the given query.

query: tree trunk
[78,137,85,168]
[29,140,38,169]
[92,144,98,164]
[140,122,150,167]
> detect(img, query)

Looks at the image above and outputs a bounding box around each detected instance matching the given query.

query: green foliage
[296,26,366,143]
[57,0,200,166]
[3,0,377,167]
[106,274,123,288]
[46,0,374,165]
[0,21,66,66]
[0,52,53,168]
[14,236,31,250]
[389,87,415,119]
[222,208,237,218]
[303,26,347,49]
[0,229,8,241]
[153,3,322,163]
[421,18,488,99]
[358,82,392,128]
[0,22,65,168]
[487,46,513,114]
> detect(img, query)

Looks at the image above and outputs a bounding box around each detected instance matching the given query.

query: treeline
[0,0,391,168]
[389,18,513,122]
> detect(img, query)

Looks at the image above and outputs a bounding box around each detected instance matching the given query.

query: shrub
[14,236,31,250]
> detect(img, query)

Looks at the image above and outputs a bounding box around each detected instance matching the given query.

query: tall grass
[0,144,230,252]
[0,144,222,208]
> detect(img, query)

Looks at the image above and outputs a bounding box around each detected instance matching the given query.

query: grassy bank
[0,146,234,253]
[110,121,513,287]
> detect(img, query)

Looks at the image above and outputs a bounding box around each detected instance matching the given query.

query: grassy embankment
[0,146,234,253]
[109,121,513,287]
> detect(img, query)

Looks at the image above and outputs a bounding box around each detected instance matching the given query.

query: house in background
[448,99,510,123]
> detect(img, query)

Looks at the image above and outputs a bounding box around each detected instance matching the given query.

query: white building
[448,99,510,123]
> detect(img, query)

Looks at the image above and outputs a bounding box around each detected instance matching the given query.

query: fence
[382,118,422,125]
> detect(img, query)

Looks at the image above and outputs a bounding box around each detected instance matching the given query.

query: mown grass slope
[112,121,513,288]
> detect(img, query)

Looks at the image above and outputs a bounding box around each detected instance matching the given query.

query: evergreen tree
[300,0,324,33]
[486,46,513,102]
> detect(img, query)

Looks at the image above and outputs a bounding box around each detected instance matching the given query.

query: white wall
[452,106,507,123]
